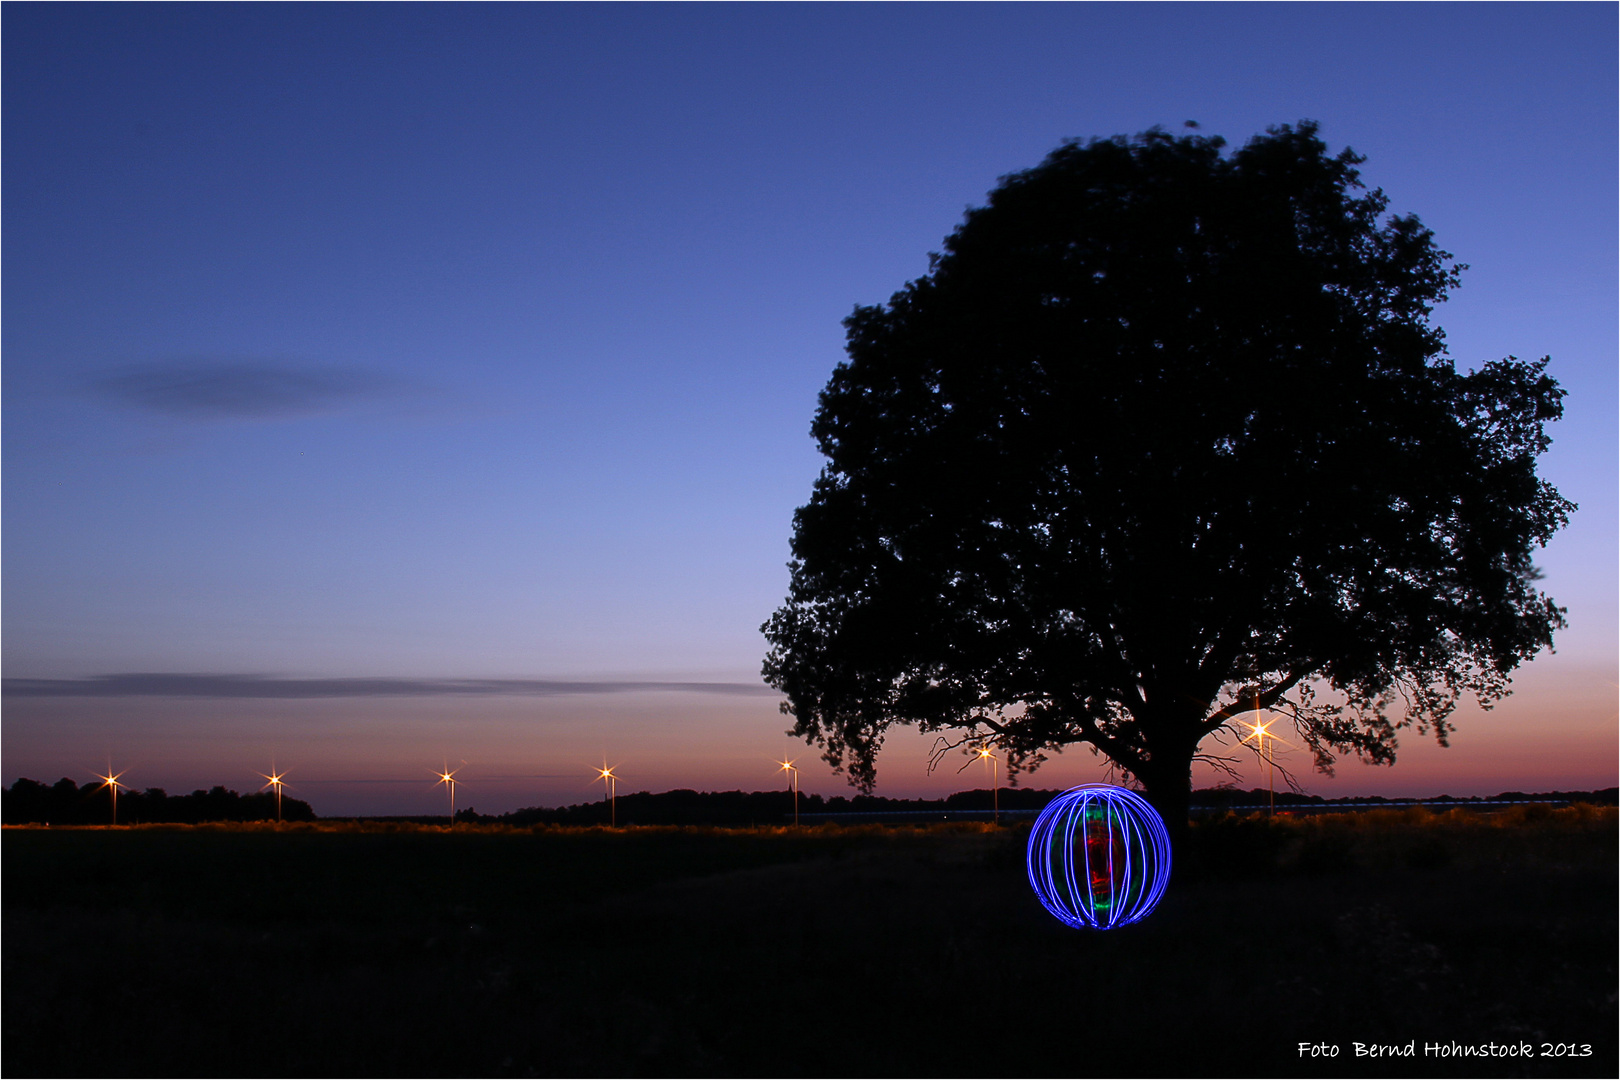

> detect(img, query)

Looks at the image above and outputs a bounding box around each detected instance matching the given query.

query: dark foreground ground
[5,807,1615,1078]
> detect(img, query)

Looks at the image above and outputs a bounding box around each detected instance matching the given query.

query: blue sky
[5,4,1614,812]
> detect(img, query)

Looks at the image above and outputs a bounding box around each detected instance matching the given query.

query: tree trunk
[1138,750,1195,861]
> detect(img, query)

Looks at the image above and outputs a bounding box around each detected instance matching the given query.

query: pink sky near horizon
[6,652,1612,818]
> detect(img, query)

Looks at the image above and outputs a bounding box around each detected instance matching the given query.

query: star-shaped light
[595,762,620,827]
[95,765,127,825]
[975,745,1000,823]
[1240,714,1289,814]
[436,763,463,825]
[776,757,801,825]
[260,766,288,821]
[1241,718,1278,757]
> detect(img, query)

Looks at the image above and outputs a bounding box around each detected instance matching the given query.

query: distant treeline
[7,778,1611,827]
[441,785,1619,827]
[1190,786,1620,809]
[3,778,315,825]
[462,787,1056,827]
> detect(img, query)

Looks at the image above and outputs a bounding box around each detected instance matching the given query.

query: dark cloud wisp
[3,674,780,699]
[93,360,403,420]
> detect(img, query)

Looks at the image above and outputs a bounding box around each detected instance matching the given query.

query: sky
[4,3,1615,816]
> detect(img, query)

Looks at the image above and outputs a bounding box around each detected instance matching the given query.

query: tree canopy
[762,122,1572,829]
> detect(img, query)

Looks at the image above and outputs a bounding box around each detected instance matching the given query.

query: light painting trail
[259,764,287,822]
[1026,785,1172,930]
[94,763,126,826]
[595,762,619,827]
[436,763,461,825]
[776,756,800,825]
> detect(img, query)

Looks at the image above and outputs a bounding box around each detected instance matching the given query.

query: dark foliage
[480,786,1060,826]
[763,122,1572,833]
[2,777,315,824]
[470,786,1618,826]
[1188,786,1617,810]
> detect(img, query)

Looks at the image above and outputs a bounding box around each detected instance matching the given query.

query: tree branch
[1202,671,1306,733]
[1071,703,1145,776]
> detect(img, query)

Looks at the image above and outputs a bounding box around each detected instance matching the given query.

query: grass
[4,808,1614,1077]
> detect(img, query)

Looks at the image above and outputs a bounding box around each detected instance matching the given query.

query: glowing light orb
[1026,785,1172,929]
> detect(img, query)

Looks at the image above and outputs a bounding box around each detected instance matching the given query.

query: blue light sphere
[1026,784,1172,929]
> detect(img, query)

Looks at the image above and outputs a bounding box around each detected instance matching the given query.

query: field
[4,807,1615,1078]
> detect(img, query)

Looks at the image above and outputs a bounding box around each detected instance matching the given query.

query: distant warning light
[1026,784,1171,929]
[95,764,127,826]
[595,762,619,827]
[776,757,800,825]
[436,763,462,825]
[260,765,287,822]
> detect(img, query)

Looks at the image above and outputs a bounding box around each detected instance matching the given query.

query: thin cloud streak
[2,674,781,699]
[91,360,407,420]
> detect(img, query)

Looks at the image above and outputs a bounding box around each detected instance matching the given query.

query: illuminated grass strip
[1026,785,1171,929]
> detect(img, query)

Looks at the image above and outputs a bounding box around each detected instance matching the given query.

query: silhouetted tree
[762,122,1572,840]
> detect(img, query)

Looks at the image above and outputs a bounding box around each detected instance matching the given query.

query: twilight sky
[5,4,1615,815]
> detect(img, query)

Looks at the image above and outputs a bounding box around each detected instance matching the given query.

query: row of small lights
[87,717,1283,826]
[85,749,992,828]
[86,757,819,827]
